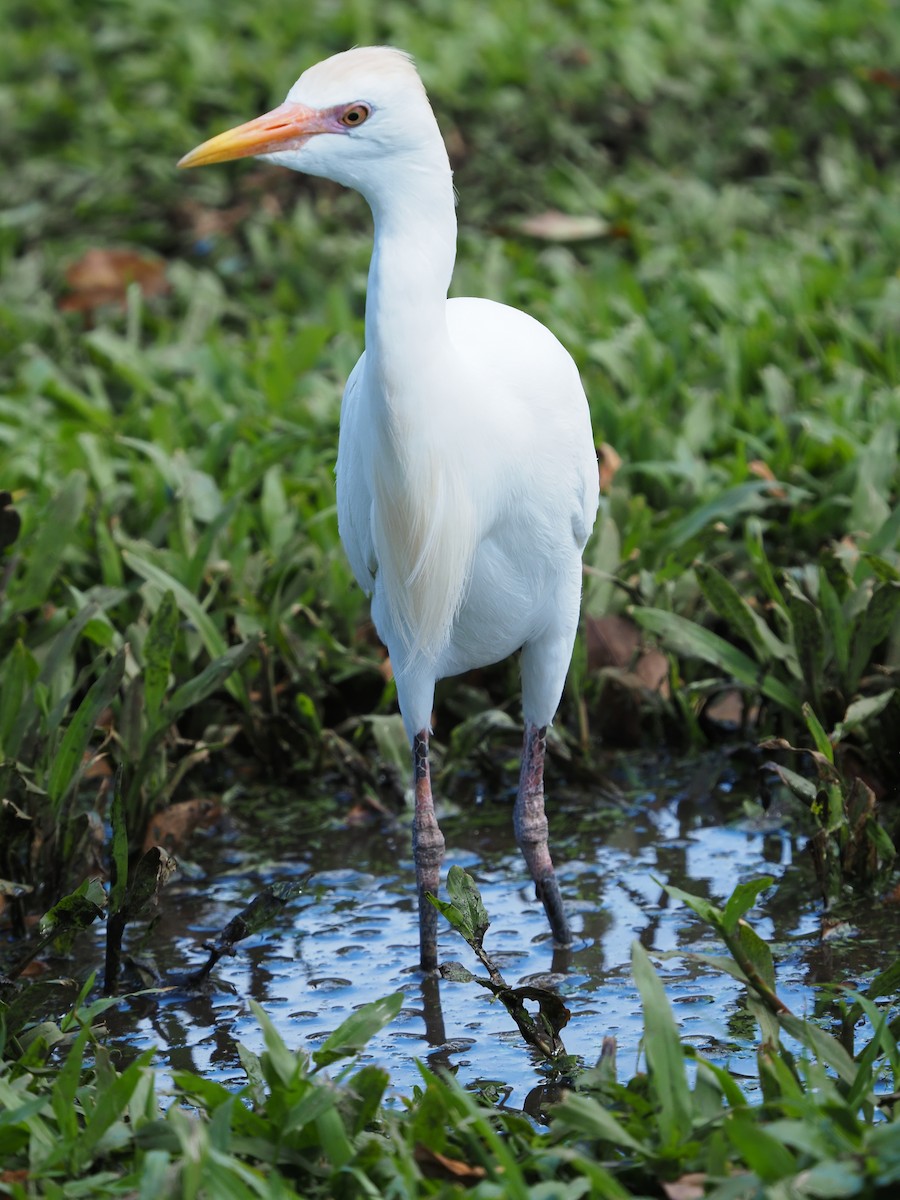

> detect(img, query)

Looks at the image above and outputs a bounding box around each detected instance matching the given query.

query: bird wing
[335,355,377,595]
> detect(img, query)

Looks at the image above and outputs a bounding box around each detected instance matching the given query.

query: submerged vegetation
[2,0,900,1192]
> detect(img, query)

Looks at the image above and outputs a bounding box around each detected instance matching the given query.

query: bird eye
[340,103,371,128]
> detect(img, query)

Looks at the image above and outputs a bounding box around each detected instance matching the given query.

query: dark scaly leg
[513,722,571,945]
[413,730,446,971]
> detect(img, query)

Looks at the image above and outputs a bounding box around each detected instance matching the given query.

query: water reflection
[100,752,895,1103]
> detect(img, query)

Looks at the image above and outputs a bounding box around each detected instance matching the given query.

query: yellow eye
[340,103,371,128]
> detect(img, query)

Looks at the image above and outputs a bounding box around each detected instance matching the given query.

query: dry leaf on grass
[60,247,169,313]
[413,1145,487,1183]
[748,459,786,499]
[516,209,610,241]
[586,613,669,694]
[585,613,670,745]
[142,798,222,855]
[598,441,623,492]
[663,1175,709,1200]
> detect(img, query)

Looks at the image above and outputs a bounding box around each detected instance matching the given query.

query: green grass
[2,0,900,1190]
[3,876,900,1198]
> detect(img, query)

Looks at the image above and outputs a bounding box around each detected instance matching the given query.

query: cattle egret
[179,47,599,970]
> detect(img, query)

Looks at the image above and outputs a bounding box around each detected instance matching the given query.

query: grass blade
[631,941,692,1146]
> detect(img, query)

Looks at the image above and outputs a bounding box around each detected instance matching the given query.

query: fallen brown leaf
[142,798,222,855]
[516,209,610,242]
[413,1145,488,1183]
[60,247,169,313]
[748,459,786,499]
[179,198,252,242]
[585,613,670,745]
[663,1175,708,1200]
[587,613,669,693]
[704,689,759,728]
[864,67,900,89]
[598,441,622,493]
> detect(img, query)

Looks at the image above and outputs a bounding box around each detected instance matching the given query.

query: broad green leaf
[108,767,129,915]
[660,882,723,929]
[248,1000,302,1089]
[818,566,849,676]
[632,608,803,715]
[662,481,782,549]
[122,550,248,708]
[143,590,179,723]
[343,1064,390,1136]
[445,865,490,943]
[49,1025,91,1142]
[0,640,35,759]
[738,922,776,993]
[725,1115,796,1181]
[868,500,900,556]
[848,582,900,691]
[68,1050,156,1173]
[36,590,126,692]
[315,1104,354,1169]
[692,1057,748,1110]
[427,891,469,935]
[763,761,818,804]
[778,1014,859,1087]
[631,941,692,1145]
[47,647,126,807]
[695,561,791,666]
[551,1092,646,1154]
[831,690,896,743]
[8,472,87,616]
[312,992,403,1069]
[785,585,824,700]
[161,637,260,730]
[280,1086,340,1134]
[721,877,775,936]
[745,519,787,611]
[803,703,834,763]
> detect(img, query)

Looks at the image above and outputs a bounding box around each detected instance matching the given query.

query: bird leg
[413,730,445,971]
[514,722,572,945]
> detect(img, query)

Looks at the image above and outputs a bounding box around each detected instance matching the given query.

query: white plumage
[180,46,599,970]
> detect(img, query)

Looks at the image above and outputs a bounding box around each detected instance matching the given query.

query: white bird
[179,46,599,971]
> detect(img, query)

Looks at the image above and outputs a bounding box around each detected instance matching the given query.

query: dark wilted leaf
[0,490,21,554]
[40,877,107,940]
[440,960,478,983]
[120,847,176,923]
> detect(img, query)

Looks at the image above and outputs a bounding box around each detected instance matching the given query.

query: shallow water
[101,751,899,1104]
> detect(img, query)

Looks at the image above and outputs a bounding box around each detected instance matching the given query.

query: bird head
[178,46,445,195]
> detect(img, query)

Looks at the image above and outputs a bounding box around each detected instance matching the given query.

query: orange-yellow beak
[177,101,329,169]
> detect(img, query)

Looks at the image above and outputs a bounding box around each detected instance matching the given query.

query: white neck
[362,151,457,401]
